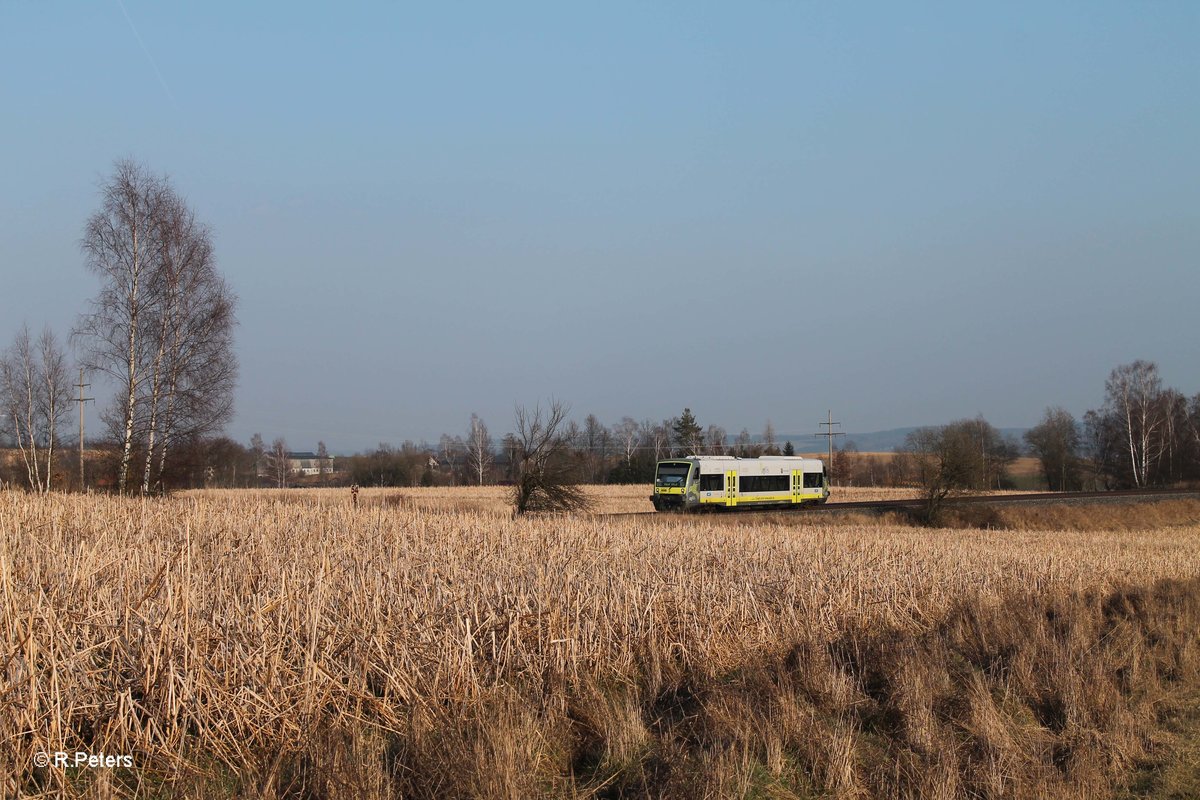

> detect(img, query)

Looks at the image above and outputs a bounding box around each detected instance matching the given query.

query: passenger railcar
[651,455,829,511]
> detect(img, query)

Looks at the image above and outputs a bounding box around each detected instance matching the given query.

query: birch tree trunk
[38,329,69,493]
[21,334,43,492]
[141,312,170,495]
[117,222,142,495]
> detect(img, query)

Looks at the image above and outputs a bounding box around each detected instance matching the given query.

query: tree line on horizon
[21,357,1174,496]
[237,359,1200,497]
[4,358,1199,495]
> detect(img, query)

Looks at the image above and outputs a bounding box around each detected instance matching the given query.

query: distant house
[286,452,335,476]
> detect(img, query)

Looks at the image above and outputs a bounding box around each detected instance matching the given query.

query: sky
[1,2,1197,453]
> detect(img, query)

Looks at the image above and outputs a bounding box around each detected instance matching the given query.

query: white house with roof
[286,451,335,476]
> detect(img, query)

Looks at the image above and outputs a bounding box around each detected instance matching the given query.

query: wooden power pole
[814,410,844,478]
[76,368,93,490]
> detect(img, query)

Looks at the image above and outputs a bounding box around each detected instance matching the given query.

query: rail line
[598,487,1200,519]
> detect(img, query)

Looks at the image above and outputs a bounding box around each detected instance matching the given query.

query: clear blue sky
[2,2,1197,452]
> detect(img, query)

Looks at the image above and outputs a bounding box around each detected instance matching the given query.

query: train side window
[803,472,822,488]
[699,474,724,492]
[740,475,789,493]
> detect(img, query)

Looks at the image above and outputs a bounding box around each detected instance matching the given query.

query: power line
[427,441,830,457]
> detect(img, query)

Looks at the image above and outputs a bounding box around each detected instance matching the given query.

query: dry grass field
[291,484,1024,518]
[3,486,1199,798]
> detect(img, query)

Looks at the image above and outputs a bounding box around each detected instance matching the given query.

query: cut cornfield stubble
[2,487,1199,798]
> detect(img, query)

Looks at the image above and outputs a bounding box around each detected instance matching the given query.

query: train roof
[668,455,820,461]
[659,455,825,469]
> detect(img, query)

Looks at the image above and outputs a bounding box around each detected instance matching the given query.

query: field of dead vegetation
[207,484,1023,517]
[3,487,1200,798]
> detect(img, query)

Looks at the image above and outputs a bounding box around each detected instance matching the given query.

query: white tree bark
[466,414,493,485]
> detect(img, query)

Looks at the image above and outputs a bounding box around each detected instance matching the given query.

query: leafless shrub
[511,400,593,515]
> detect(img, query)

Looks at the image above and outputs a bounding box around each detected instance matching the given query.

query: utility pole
[76,368,94,490]
[814,409,844,480]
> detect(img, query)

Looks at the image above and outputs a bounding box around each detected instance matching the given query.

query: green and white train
[651,455,829,512]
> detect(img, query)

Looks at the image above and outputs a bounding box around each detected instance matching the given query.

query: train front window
[656,462,692,487]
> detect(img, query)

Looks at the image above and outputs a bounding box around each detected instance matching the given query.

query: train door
[726,470,737,507]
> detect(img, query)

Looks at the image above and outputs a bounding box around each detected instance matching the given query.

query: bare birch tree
[0,326,72,493]
[2,328,46,493]
[762,420,778,455]
[704,424,728,455]
[613,417,640,468]
[268,437,290,488]
[1104,360,1167,488]
[647,419,671,461]
[1188,394,1200,454]
[37,329,71,492]
[465,413,493,485]
[439,434,462,484]
[637,420,661,463]
[142,192,237,493]
[76,160,237,494]
[582,414,609,482]
[76,161,169,493]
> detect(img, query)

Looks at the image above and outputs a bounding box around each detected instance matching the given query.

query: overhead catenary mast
[814,409,844,480]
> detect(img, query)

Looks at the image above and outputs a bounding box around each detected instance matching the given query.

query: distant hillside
[779,427,1030,454]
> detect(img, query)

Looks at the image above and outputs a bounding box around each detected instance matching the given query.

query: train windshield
[655,462,692,486]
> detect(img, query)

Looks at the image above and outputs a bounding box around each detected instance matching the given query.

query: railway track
[599,487,1200,518]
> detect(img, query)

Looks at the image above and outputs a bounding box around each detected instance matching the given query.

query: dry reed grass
[977,498,1200,532]
[207,484,1019,518]
[2,488,1199,798]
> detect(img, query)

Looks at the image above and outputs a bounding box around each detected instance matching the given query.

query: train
[651,455,829,511]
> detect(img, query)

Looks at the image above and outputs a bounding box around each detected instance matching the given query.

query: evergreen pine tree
[672,408,702,453]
